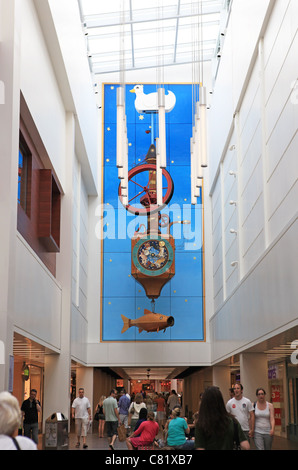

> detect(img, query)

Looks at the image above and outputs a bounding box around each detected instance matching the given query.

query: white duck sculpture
[130,85,176,114]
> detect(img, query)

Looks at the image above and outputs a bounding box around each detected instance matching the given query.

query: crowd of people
[0,383,276,451]
[93,388,178,450]
[88,384,275,451]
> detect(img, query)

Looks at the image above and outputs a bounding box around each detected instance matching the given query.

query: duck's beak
[129,88,135,93]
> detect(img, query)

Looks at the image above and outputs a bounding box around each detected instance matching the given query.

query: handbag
[118,423,127,442]
[94,410,100,421]
[129,403,136,414]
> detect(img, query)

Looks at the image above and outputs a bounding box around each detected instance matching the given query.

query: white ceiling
[78,0,227,75]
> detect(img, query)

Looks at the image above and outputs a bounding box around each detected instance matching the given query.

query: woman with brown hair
[253,388,275,450]
[195,386,250,450]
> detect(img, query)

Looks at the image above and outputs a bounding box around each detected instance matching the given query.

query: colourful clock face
[133,237,174,276]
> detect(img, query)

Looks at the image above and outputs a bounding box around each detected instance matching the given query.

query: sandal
[75,442,80,448]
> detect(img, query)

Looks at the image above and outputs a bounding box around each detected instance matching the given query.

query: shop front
[287,360,298,442]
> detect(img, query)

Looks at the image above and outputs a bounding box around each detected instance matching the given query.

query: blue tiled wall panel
[102,83,204,341]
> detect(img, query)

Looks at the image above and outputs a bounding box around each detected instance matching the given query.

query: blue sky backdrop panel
[102,83,204,342]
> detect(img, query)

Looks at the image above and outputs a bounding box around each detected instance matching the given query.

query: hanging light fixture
[199,85,208,168]
[196,0,208,170]
[121,136,128,206]
[190,0,207,204]
[190,137,196,204]
[156,1,166,208]
[156,138,163,207]
[116,86,125,172]
[190,3,197,205]
[158,87,167,169]
[194,104,203,185]
[117,3,128,203]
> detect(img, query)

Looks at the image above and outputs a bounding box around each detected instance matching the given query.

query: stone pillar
[170,379,177,392]
[212,366,231,404]
[76,367,94,414]
[0,0,21,391]
[240,353,268,403]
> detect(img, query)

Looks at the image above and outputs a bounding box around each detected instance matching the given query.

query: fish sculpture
[121,309,174,334]
[130,85,176,114]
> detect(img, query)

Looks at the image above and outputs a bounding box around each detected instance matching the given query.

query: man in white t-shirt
[72,388,91,448]
[226,383,254,441]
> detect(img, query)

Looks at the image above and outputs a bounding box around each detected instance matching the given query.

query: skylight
[78,0,229,75]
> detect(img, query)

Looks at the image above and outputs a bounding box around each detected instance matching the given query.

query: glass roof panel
[78,0,228,75]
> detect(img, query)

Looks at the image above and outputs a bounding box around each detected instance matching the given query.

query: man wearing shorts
[103,389,121,450]
[72,388,91,448]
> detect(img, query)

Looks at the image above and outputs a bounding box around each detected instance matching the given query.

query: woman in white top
[128,393,146,430]
[0,391,37,450]
[254,388,275,450]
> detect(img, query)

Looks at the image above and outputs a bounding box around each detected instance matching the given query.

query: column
[212,366,231,404]
[170,379,178,392]
[0,0,21,391]
[76,367,94,413]
[240,353,269,403]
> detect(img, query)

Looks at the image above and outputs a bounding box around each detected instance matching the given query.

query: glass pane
[18,151,23,205]
[18,134,31,216]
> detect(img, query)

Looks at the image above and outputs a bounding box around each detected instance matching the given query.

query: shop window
[18,133,32,216]
[38,169,61,252]
[17,113,61,276]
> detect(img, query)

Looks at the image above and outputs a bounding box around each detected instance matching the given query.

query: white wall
[209,0,298,363]
[14,236,62,350]
[0,0,22,390]
[71,156,89,364]
[208,0,273,183]
[20,0,67,187]
[6,0,98,366]
[44,0,100,196]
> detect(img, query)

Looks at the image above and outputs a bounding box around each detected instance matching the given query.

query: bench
[137,444,155,450]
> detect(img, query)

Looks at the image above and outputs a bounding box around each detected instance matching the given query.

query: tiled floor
[39,428,298,451]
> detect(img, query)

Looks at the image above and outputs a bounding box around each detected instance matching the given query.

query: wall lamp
[229,200,237,206]
[230,261,238,267]
[229,170,237,177]
[230,229,237,234]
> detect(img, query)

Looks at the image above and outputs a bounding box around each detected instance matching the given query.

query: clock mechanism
[119,144,187,334]
[134,238,172,275]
